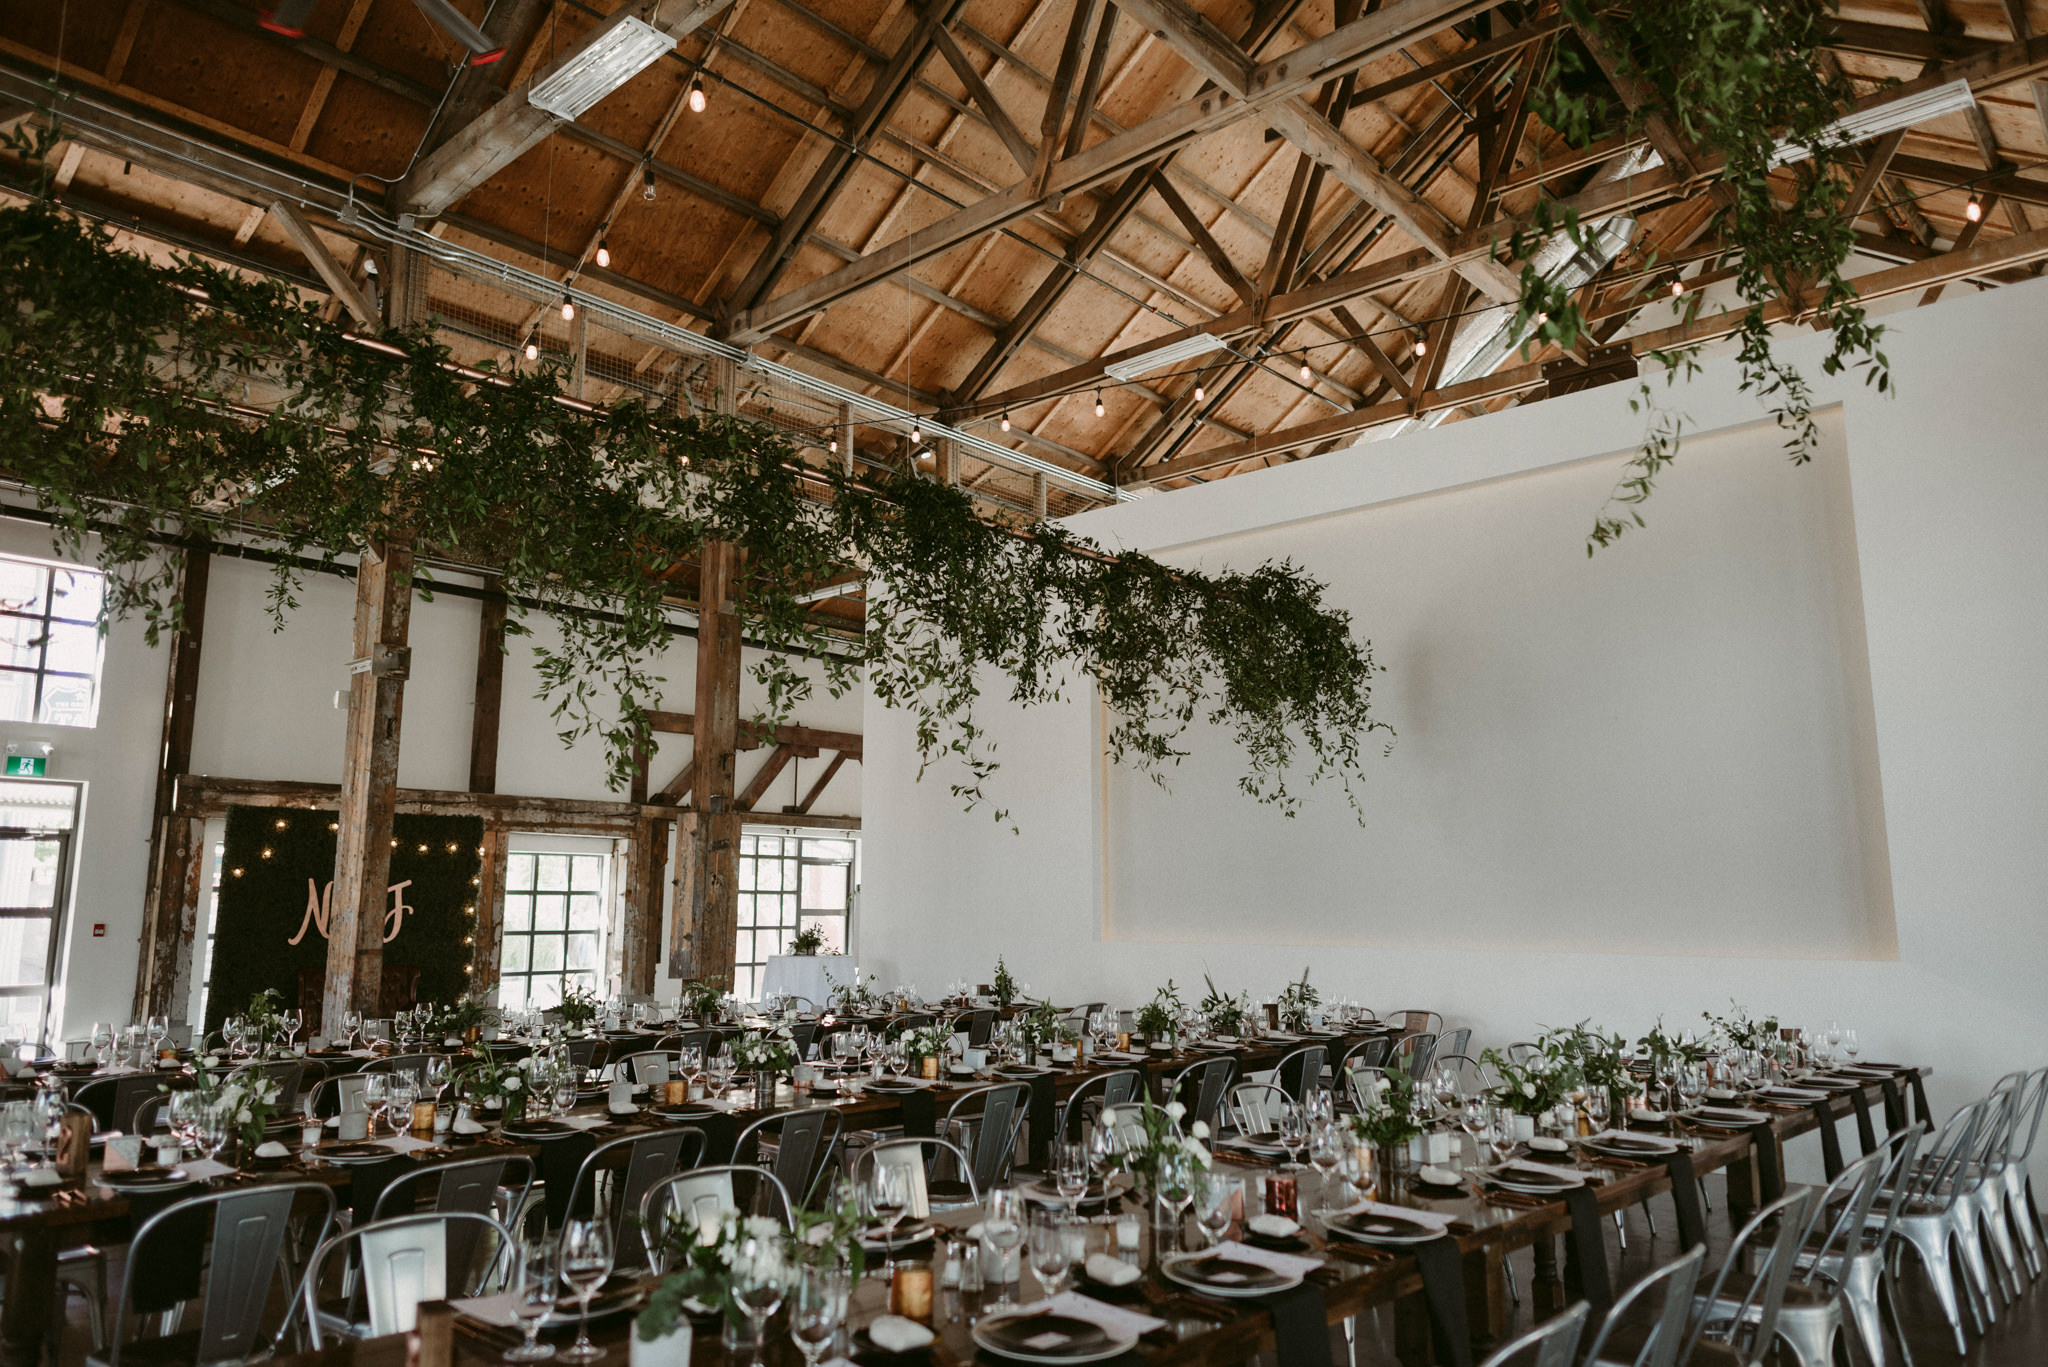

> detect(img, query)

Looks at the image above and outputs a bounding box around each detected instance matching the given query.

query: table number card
[102,1136,144,1171]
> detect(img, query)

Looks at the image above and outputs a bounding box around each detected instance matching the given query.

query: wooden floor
[48,1172,2048,1365]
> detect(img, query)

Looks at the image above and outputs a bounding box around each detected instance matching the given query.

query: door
[0,827,71,1044]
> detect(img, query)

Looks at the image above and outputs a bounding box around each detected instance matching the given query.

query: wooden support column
[134,549,210,1019]
[837,402,854,475]
[470,823,509,1000]
[620,815,669,994]
[672,539,744,983]
[469,578,505,795]
[325,538,414,1027]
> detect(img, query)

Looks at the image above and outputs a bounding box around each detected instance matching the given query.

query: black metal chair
[1391,1032,1438,1080]
[1057,1069,1144,1142]
[71,1075,163,1133]
[732,1108,842,1208]
[640,1167,796,1268]
[943,1083,1030,1196]
[563,1131,701,1254]
[1275,1045,1328,1102]
[949,1009,998,1048]
[1167,1056,1238,1133]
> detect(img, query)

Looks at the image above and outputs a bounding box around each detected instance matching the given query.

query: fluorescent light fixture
[1770,78,1976,168]
[1102,331,1231,382]
[528,16,676,120]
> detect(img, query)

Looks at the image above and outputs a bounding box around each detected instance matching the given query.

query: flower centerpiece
[172,1053,283,1154]
[1703,1000,1781,1055]
[1346,1068,1424,1181]
[242,988,291,1058]
[896,1022,953,1079]
[1278,968,1320,1032]
[456,1047,527,1119]
[1135,981,1183,1051]
[1017,999,1064,1064]
[991,956,1018,1008]
[1480,1043,1580,1136]
[789,925,827,957]
[433,993,493,1044]
[1200,975,1251,1037]
[1543,1020,1639,1122]
[731,1026,799,1099]
[555,985,602,1033]
[1637,1016,1710,1101]
[680,977,728,1024]
[1111,1094,1210,1205]
[823,966,880,1015]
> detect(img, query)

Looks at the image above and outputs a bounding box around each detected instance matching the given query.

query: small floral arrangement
[1347,1068,1424,1149]
[1135,981,1183,1044]
[1481,1043,1580,1116]
[554,985,602,1029]
[1278,968,1320,1032]
[680,977,729,1021]
[640,1205,792,1334]
[823,966,881,1014]
[1017,999,1063,1048]
[898,1021,953,1063]
[432,994,493,1037]
[456,1048,527,1108]
[1543,1021,1639,1100]
[1200,975,1251,1036]
[176,1055,283,1147]
[731,1027,799,1074]
[992,956,1018,1008]
[1638,1016,1709,1072]
[792,1176,869,1278]
[1703,1000,1780,1053]
[1113,1094,1211,1193]
[789,925,827,956]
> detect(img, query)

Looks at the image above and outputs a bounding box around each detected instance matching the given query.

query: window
[734,831,857,1000]
[0,555,105,727]
[0,779,80,1044]
[498,838,610,1012]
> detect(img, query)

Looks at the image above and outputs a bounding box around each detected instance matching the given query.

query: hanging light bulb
[1413,336,1427,358]
[642,167,656,202]
[524,339,538,361]
[1299,361,1312,382]
[1966,192,1983,223]
[829,437,839,453]
[1670,277,1684,297]
[595,240,611,269]
[909,424,921,444]
[1094,390,1105,418]
[1533,311,1548,326]
[688,75,707,113]
[999,413,1011,432]
[560,296,575,322]
[1193,383,1205,401]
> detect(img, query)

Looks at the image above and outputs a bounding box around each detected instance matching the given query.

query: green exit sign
[5,756,45,777]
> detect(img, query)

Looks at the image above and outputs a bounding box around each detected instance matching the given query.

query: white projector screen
[1103,410,1897,959]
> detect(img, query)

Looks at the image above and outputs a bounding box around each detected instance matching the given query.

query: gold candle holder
[664,1079,690,1105]
[889,1260,934,1324]
[411,1100,438,1135]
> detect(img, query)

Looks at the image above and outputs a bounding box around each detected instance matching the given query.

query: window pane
[808,840,854,861]
[0,619,45,671]
[781,894,798,926]
[536,855,569,891]
[0,839,62,911]
[738,857,755,891]
[737,894,754,929]
[497,977,528,1011]
[0,564,44,616]
[502,897,532,934]
[566,934,598,970]
[566,972,598,996]
[570,856,602,891]
[0,918,52,987]
[0,672,32,724]
[528,976,563,1010]
[38,674,94,728]
[567,894,600,930]
[798,915,845,954]
[801,863,847,910]
[534,896,567,932]
[500,938,530,973]
[759,925,790,959]
[782,860,800,892]
[531,935,565,972]
[42,624,97,675]
[756,837,781,857]
[47,570,101,623]
[507,856,535,892]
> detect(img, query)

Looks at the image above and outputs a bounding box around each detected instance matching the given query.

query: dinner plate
[1582,1134,1679,1158]
[500,1120,578,1140]
[1159,1250,1305,1296]
[858,1220,937,1250]
[1024,1179,1111,1207]
[971,1310,1137,1364]
[651,1103,719,1120]
[863,1080,923,1093]
[318,1142,398,1165]
[1485,1166,1585,1195]
[1324,1210,1446,1247]
[541,1273,644,1328]
[1689,1106,1769,1126]
[98,1167,198,1191]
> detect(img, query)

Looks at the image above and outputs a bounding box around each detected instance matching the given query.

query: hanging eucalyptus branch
[1508,0,1891,553]
[0,188,1389,822]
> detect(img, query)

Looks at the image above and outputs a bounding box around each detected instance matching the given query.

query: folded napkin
[378,1135,439,1154]
[1689,1106,1770,1125]
[1018,1291,1163,1337]
[451,1118,487,1135]
[1336,1199,1454,1230]
[450,1293,518,1328]
[1584,1130,1677,1152]
[1083,1254,1140,1287]
[181,1158,234,1180]
[867,1317,934,1353]
[1496,1159,1585,1186]
[253,1140,291,1159]
[1262,1032,1303,1043]
[560,1115,609,1131]
[1754,1086,1827,1103]
[1417,1166,1461,1186]
[1247,1214,1301,1238]
[17,1169,60,1189]
[1194,1239,1323,1276]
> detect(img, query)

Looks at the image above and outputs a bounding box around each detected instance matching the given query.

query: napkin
[378,1135,438,1154]
[181,1158,234,1180]
[561,1115,609,1131]
[452,1118,487,1135]
[450,1293,518,1328]
[253,1141,291,1159]
[1496,1159,1586,1186]
[1335,1200,1454,1231]
[1194,1240,1323,1276]
[1690,1106,1770,1125]
[1083,1254,1140,1287]
[1247,1214,1300,1238]
[17,1169,60,1188]
[1754,1085,1827,1103]
[867,1316,934,1353]
[1417,1166,1461,1186]
[1021,1291,1164,1337]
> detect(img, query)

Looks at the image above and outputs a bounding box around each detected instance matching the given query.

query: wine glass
[557,1216,614,1364]
[360,1073,390,1140]
[1194,1170,1237,1246]
[982,1186,1025,1310]
[730,1235,787,1367]
[146,1015,170,1062]
[1157,1149,1196,1245]
[1277,1102,1309,1172]
[505,1237,559,1361]
[1052,1139,1089,1217]
[791,1264,846,1367]
[424,1056,451,1101]
[0,1100,35,1174]
[201,1098,233,1162]
[1085,1123,1118,1180]
[278,1008,300,1052]
[1308,1122,1344,1201]
[1030,1211,1073,1298]
[90,1020,113,1070]
[1842,1030,1860,1064]
[340,1010,362,1049]
[388,1072,419,1134]
[866,1161,911,1272]
[886,1043,909,1081]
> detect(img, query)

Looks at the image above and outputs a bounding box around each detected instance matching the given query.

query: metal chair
[563,1131,700,1247]
[1335,1037,1391,1099]
[640,1166,795,1268]
[613,1049,686,1086]
[942,1082,1029,1196]
[1431,1052,1495,1099]
[948,1008,997,1048]
[357,1053,442,1082]
[1391,1032,1437,1081]
[1056,1069,1143,1144]
[93,1182,336,1367]
[1274,1045,1327,1102]
[1972,1074,2029,1300]
[1428,1028,1472,1066]
[1230,1082,1294,1138]
[300,1211,515,1345]
[1997,1065,2048,1279]
[1580,1244,1706,1367]
[1878,1097,1992,1351]
[370,1155,537,1262]
[1807,1123,1924,1367]
[1478,1298,1587,1367]
[1384,1010,1443,1037]
[128,1092,172,1138]
[654,1029,722,1059]
[1683,1187,1817,1367]
[732,1107,842,1209]
[307,1071,371,1120]
[70,1075,164,1133]
[1166,1056,1237,1133]
[1343,1065,1390,1115]
[851,1137,980,1217]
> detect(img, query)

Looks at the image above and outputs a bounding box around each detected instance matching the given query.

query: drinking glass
[791,1264,846,1367]
[886,1044,909,1081]
[201,1098,233,1161]
[1030,1212,1073,1297]
[505,1238,559,1361]
[1308,1122,1344,1197]
[1085,1124,1117,1178]
[554,1071,579,1116]
[557,1216,614,1364]
[361,1073,390,1139]
[146,1014,170,1060]
[1678,1065,1707,1112]
[1052,1139,1089,1216]
[388,1073,419,1132]
[867,1162,911,1271]
[982,1186,1025,1309]
[341,1010,363,1048]
[730,1235,787,1367]
[168,1090,202,1158]
[1277,1102,1309,1172]
[90,1020,113,1070]
[0,1101,34,1174]
[1194,1170,1237,1245]
[1156,1149,1195,1242]
[1842,1030,1860,1063]
[424,1056,451,1100]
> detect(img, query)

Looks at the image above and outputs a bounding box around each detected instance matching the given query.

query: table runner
[1847,1088,1878,1154]
[1660,1151,1706,1250]
[1024,1072,1057,1167]
[1409,1236,1474,1367]
[537,1132,600,1225]
[1266,1282,1333,1367]
[1809,1100,1844,1180]
[1558,1184,1613,1317]
[1743,1120,1784,1201]
[1881,1078,1906,1134]
[127,1188,206,1312]
[899,1089,939,1139]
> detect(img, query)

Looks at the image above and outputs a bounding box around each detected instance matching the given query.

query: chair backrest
[1169,1057,1237,1132]
[1479,1298,1587,1367]
[1231,1082,1293,1136]
[946,1083,1029,1192]
[1058,1069,1143,1143]
[1387,1010,1443,1036]
[733,1108,842,1208]
[1393,1033,1438,1080]
[1432,1053,1495,1098]
[1338,1037,1390,1073]
[372,1155,536,1271]
[310,1071,371,1119]
[2011,1066,2048,1164]
[72,1074,164,1132]
[656,1029,721,1057]
[1896,1099,1984,1214]
[1432,1027,1472,1063]
[640,1166,795,1268]
[1345,1065,1389,1114]
[359,1053,440,1083]
[302,1211,513,1344]
[1101,1102,1151,1153]
[1685,1186,1816,1367]
[1979,1079,2024,1173]
[112,1182,336,1367]
[852,1137,979,1219]
[567,1130,695,1238]
[617,1049,684,1085]
[1580,1244,1706,1367]
[950,1009,997,1048]
[130,1092,171,1137]
[1275,1045,1327,1101]
[887,1014,936,1035]
[1791,1146,1890,1288]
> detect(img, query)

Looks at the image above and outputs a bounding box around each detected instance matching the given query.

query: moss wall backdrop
[206,806,483,1033]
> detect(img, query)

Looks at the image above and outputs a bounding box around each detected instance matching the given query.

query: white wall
[861,274,2048,1117]
[0,534,860,1041]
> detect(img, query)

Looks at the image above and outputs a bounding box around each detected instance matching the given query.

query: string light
[642,167,656,202]
[560,296,575,322]
[829,437,838,453]
[524,338,538,361]
[909,424,920,444]
[1412,337,1428,358]
[999,413,1011,432]
[688,75,707,113]
[1299,361,1312,382]
[1966,192,1983,222]
[1094,389,1105,418]
[1193,383,1205,401]
[595,240,611,269]
[1670,277,1684,297]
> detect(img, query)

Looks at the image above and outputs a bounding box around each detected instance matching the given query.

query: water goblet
[360,1073,390,1139]
[1194,1170,1237,1245]
[1277,1102,1309,1172]
[1029,1211,1074,1297]
[505,1238,559,1361]
[1156,1148,1196,1246]
[1842,1030,1860,1063]
[982,1186,1025,1309]
[791,1264,846,1367]
[729,1235,786,1367]
[557,1215,614,1364]
[866,1162,911,1272]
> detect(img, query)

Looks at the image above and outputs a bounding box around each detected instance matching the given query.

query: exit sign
[5,756,45,777]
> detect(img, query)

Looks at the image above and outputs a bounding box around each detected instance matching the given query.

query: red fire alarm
[91,923,105,938]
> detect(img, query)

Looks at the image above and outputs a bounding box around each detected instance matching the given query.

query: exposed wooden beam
[1034,0,1101,192]
[396,0,737,216]
[468,577,506,795]
[1064,2,1118,160]
[132,548,208,1021]
[270,199,377,325]
[1344,20,1561,114]
[738,742,819,810]
[106,0,148,85]
[1920,192,1996,304]
[645,710,863,756]
[1844,128,1907,221]
[653,759,696,805]
[928,18,1040,177]
[289,0,373,152]
[1153,174,1260,307]
[674,535,743,981]
[796,752,851,813]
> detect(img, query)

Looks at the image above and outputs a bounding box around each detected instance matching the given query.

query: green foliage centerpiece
[1135,982,1183,1051]
[1200,974,1251,1037]
[1278,968,1320,1032]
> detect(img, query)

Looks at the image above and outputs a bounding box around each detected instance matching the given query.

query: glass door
[0,827,71,1044]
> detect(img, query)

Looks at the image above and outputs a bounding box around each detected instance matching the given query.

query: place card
[102,1136,144,1171]
[1200,1239,1323,1277]
[379,1135,440,1154]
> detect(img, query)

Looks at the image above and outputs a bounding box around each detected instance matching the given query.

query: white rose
[745,1215,781,1239]
[1164,1100,1186,1121]
[503,1076,523,1092]
[1521,1081,1535,1097]
[803,1223,831,1246]
[1190,1120,1210,1140]
[237,1108,252,1124]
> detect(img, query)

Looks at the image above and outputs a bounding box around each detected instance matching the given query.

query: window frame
[0,554,105,729]
[733,828,858,1000]
[497,833,613,1012]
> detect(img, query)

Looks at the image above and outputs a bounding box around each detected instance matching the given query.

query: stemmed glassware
[90,1020,113,1070]
[0,1101,36,1175]
[982,1186,1025,1310]
[278,1008,301,1053]
[729,1235,787,1367]
[1276,1102,1309,1172]
[504,1237,558,1361]
[1052,1139,1089,1217]
[1156,1148,1196,1247]
[1842,1030,1860,1064]
[1308,1122,1345,1203]
[557,1215,614,1364]
[1029,1211,1074,1297]
[866,1162,911,1271]
[790,1264,847,1367]
[388,1072,420,1135]
[1194,1170,1237,1246]
[360,1073,390,1139]
[145,1015,170,1062]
